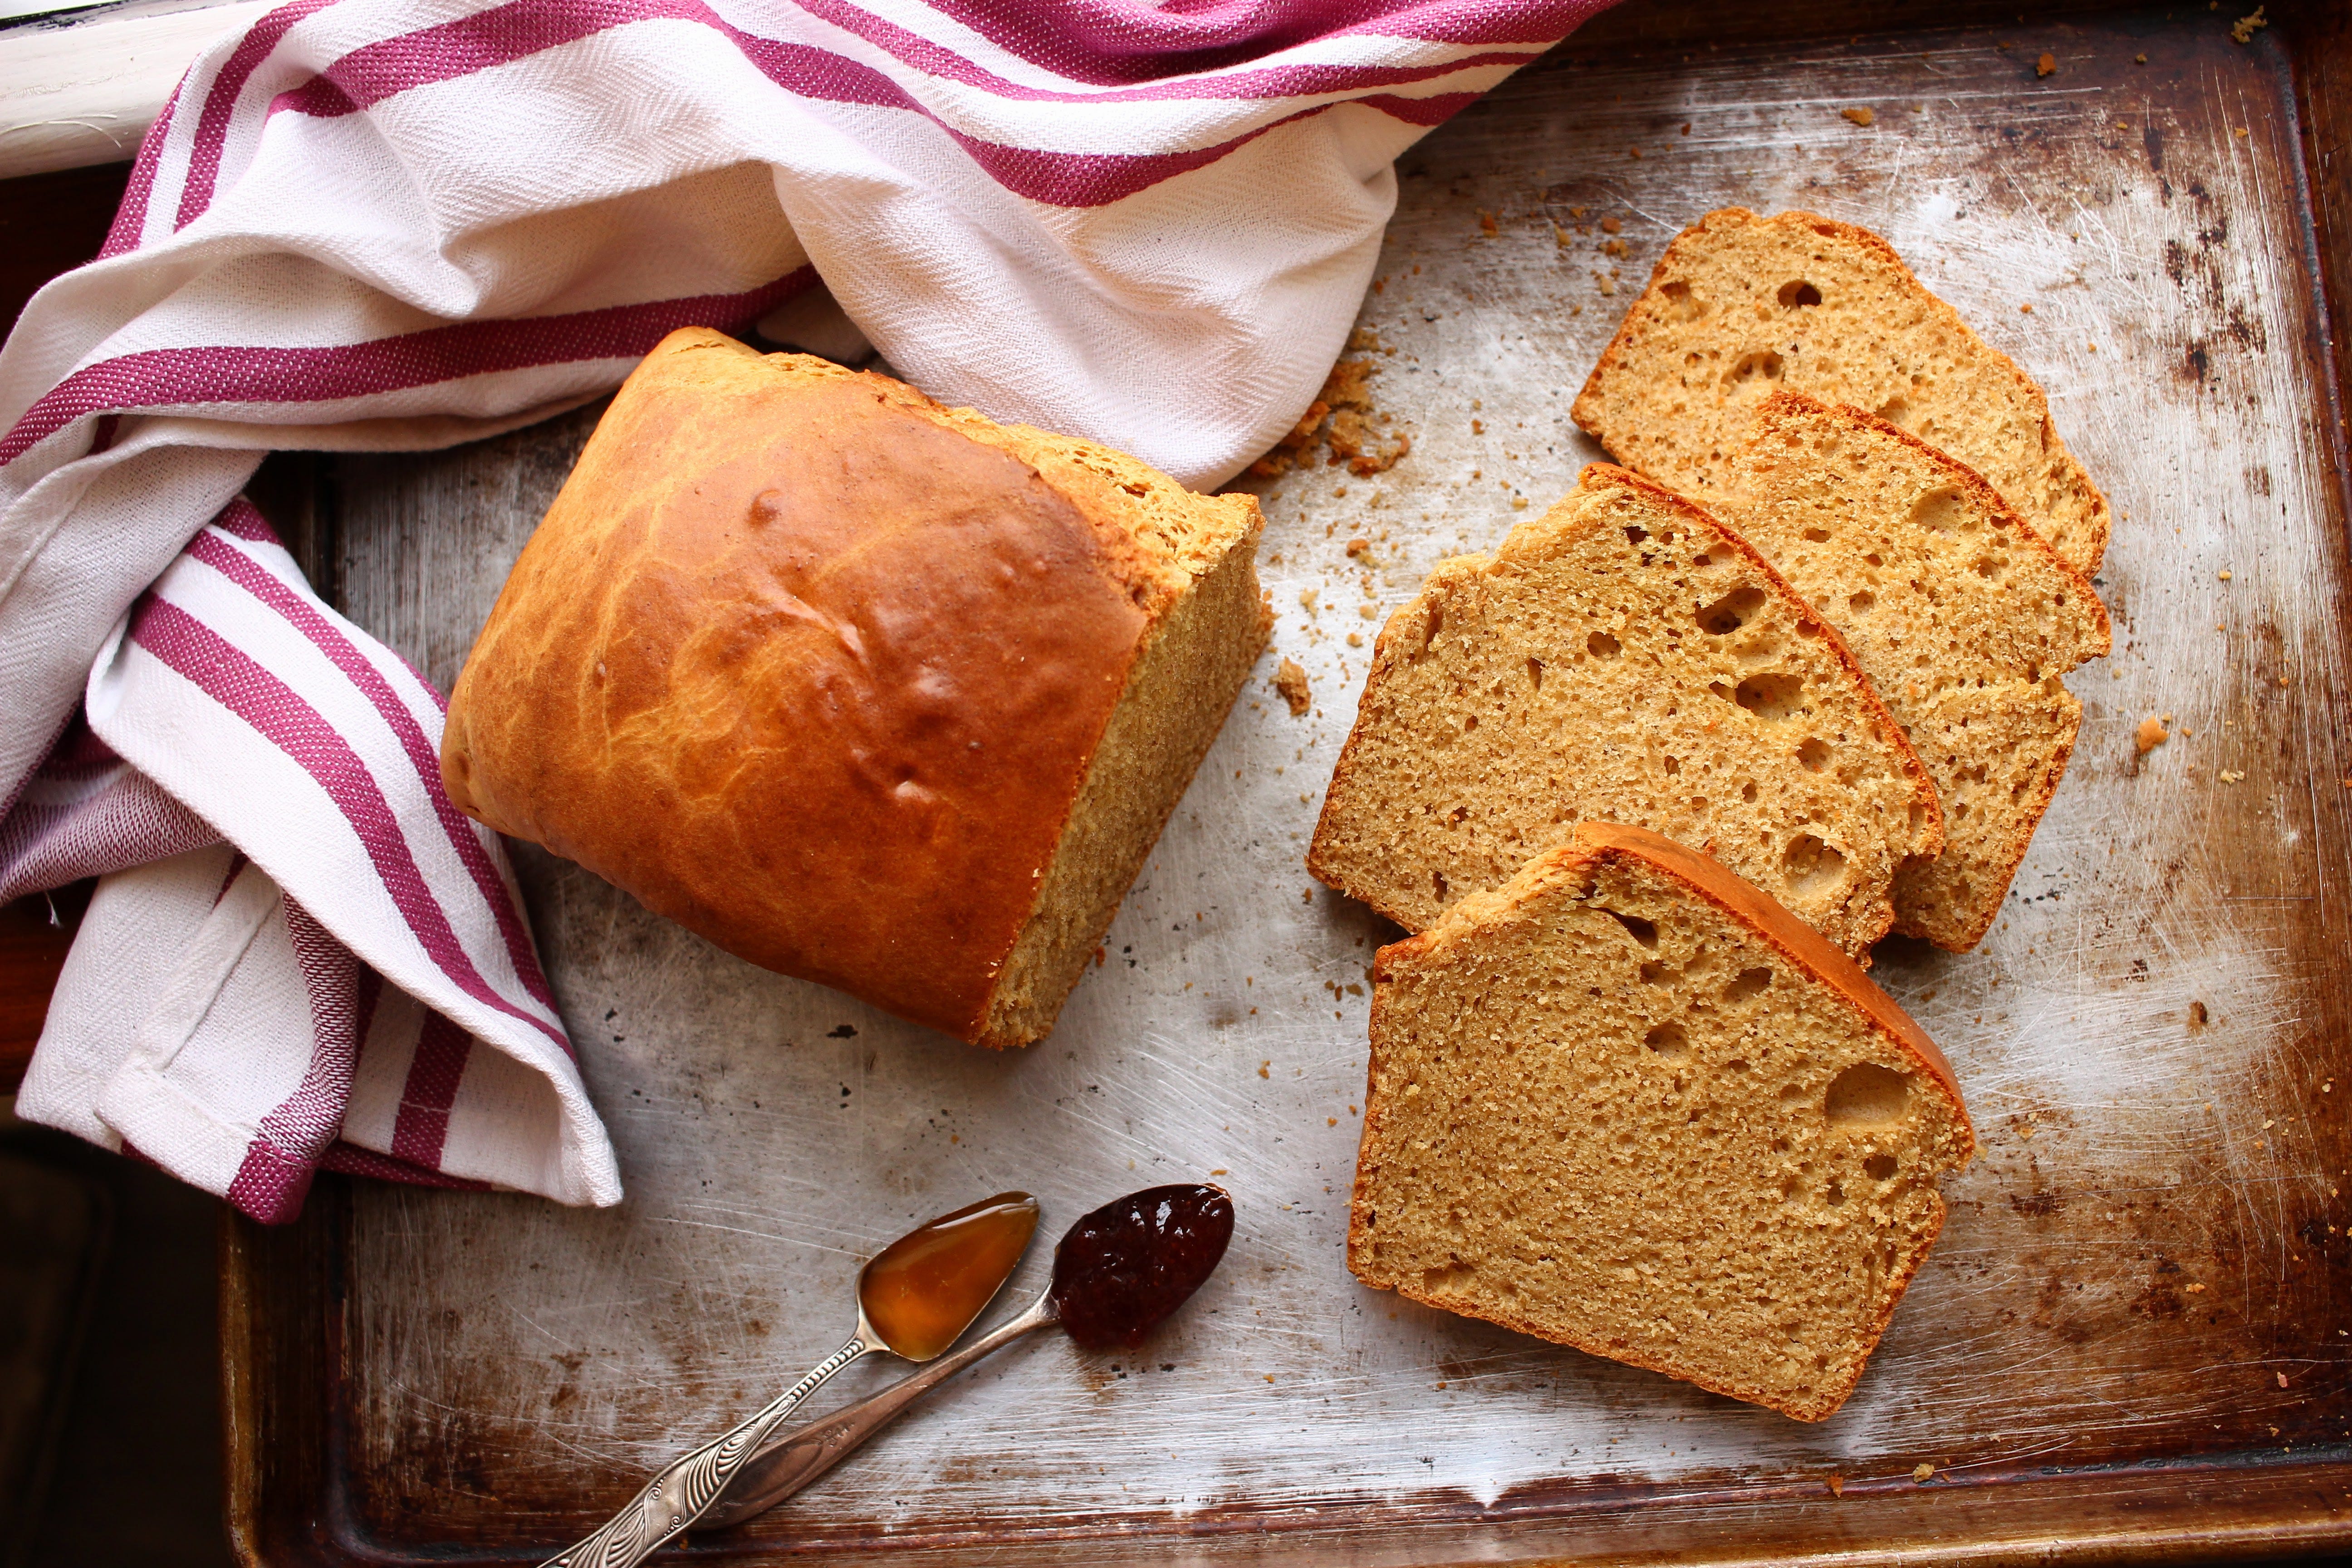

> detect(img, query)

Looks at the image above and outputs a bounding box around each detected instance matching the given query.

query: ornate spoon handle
[539,1333,872,1568]
[701,1294,1060,1531]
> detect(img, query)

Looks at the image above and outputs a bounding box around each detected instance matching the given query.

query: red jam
[1049,1184,1234,1351]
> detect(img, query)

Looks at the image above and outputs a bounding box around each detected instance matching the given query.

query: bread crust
[442,327,1258,1044]
[1571,206,2111,574]
[1348,821,1974,1420]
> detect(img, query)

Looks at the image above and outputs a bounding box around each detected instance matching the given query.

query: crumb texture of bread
[1571,208,2110,574]
[441,326,1265,1047]
[1728,393,2110,950]
[1308,464,1939,957]
[1347,822,1975,1422]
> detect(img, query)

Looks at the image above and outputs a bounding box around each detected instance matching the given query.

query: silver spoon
[701,1182,1235,1531]
[539,1191,1038,1568]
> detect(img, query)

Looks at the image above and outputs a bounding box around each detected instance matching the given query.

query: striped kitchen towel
[0,0,1617,1221]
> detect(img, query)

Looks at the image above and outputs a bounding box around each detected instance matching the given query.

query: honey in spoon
[858,1191,1040,1361]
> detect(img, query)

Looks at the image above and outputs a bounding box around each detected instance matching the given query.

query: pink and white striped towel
[0,0,1616,1221]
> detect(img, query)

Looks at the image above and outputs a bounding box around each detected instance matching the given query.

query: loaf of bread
[441,328,1269,1048]
[1726,392,2111,950]
[1308,464,1940,957]
[1571,207,2110,575]
[1348,821,1976,1421]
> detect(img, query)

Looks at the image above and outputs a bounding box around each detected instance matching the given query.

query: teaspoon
[701,1182,1234,1530]
[540,1190,1038,1568]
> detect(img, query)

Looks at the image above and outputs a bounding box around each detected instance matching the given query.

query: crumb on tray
[1275,658,1312,716]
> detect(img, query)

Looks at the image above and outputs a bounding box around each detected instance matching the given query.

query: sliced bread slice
[1725,392,2112,951]
[1571,207,2111,575]
[1348,821,1976,1422]
[1308,464,1940,957]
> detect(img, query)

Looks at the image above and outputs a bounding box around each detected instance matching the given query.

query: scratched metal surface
[323,9,2352,1559]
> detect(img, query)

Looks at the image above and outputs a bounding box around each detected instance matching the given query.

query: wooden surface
[220,0,2352,1562]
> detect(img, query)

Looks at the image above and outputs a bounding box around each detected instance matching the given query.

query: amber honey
[858,1191,1039,1360]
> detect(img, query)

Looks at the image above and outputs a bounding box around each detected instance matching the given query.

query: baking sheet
[309,6,2352,1558]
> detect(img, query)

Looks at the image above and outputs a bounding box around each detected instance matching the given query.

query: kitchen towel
[0,0,1617,1220]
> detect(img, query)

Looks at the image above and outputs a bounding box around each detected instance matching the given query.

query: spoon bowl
[858,1191,1040,1361]
[539,1190,1038,1568]
[703,1181,1234,1531]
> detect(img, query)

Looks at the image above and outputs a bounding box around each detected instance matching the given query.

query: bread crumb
[1842,106,1875,127]
[1913,1463,1935,1483]
[1478,209,1498,236]
[1093,946,1106,967]
[1298,589,1319,612]
[2279,675,2292,687]
[2278,1370,2289,1387]
[2020,303,2034,313]
[1346,537,1371,557]
[2136,716,2169,753]
[1827,1475,1844,1497]
[1471,418,1485,435]
[1347,632,1363,647]
[2136,52,2148,62]
[2037,52,2056,76]
[2219,568,2232,580]
[2233,6,2267,42]
[2220,769,2245,784]
[1359,604,1377,620]
[1328,1116,1339,1126]
[1275,659,1312,716]
[2190,1000,2209,1029]
[1601,216,1622,234]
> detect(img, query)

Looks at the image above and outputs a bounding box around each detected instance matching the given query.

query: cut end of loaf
[1348,822,1972,1421]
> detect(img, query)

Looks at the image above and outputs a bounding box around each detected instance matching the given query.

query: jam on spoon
[541,1191,1039,1568]
[1051,1184,1235,1349]
[702,1182,1235,1530]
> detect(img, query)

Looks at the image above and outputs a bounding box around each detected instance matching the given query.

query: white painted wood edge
[0,0,271,179]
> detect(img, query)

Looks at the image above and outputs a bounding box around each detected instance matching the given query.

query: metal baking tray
[224,0,2352,1561]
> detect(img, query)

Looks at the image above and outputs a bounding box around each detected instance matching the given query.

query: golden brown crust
[442,327,1253,1043]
